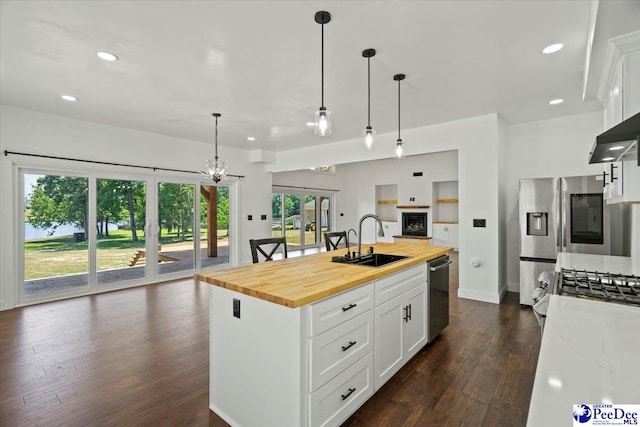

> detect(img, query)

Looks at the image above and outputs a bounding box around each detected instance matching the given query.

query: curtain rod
[3,150,245,179]
[273,184,340,192]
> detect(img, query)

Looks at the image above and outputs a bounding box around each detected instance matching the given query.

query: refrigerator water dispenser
[527,212,548,236]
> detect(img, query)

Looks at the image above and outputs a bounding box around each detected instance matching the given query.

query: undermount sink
[331,253,409,267]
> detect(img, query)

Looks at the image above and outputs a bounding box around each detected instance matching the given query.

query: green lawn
[24,228,229,280]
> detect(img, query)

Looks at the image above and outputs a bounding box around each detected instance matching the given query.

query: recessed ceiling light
[61,95,78,102]
[542,43,564,54]
[97,51,118,61]
[609,145,625,151]
[602,157,615,161]
[549,98,564,105]
[306,122,316,127]
[247,137,256,141]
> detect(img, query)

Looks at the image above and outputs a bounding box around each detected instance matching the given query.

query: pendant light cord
[397,78,401,140]
[367,57,371,127]
[321,22,324,108]
[214,115,219,161]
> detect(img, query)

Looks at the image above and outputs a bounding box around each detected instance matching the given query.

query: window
[20,167,232,303]
[272,189,334,249]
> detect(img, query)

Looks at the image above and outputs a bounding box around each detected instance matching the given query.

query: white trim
[597,30,640,102]
[457,287,501,304]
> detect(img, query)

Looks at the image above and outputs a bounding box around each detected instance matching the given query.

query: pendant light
[314,11,331,136]
[394,74,406,159]
[202,113,227,183]
[362,48,376,149]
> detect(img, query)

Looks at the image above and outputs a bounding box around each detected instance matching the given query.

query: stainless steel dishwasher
[427,254,452,342]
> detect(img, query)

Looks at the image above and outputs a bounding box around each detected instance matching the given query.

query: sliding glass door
[20,167,231,303]
[272,190,334,249]
[23,173,89,295]
[96,178,147,285]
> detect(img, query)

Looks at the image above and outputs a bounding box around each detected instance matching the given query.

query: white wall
[0,105,272,310]
[338,151,458,243]
[269,114,505,304]
[504,111,605,291]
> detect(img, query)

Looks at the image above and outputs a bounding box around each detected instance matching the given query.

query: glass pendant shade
[395,140,404,159]
[314,107,332,136]
[206,158,227,183]
[363,127,375,149]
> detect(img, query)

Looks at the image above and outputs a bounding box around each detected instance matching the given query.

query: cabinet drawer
[309,310,373,392]
[310,283,373,336]
[309,351,374,427]
[375,264,426,306]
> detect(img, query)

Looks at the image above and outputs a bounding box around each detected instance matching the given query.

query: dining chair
[250,237,288,263]
[324,231,348,251]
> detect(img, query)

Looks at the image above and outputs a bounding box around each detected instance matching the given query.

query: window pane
[320,196,331,243]
[284,194,301,247]
[158,182,195,275]
[200,185,230,268]
[271,193,283,238]
[24,173,89,295]
[304,195,317,245]
[96,179,147,285]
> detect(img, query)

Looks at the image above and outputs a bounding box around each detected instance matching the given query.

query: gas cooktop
[557,268,640,307]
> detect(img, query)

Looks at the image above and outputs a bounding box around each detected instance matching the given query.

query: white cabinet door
[373,295,404,390]
[374,283,428,390]
[403,285,427,359]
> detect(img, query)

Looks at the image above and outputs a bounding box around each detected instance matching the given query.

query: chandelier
[203,113,227,183]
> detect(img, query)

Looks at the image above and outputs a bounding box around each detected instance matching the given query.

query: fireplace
[401,212,428,236]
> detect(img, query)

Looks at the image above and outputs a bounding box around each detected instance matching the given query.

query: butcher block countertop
[195,242,452,308]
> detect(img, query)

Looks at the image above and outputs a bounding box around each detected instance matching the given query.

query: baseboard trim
[457,288,501,304]
[507,281,520,293]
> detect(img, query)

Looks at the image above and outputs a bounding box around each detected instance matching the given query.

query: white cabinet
[601,46,640,204]
[432,223,458,249]
[373,264,428,390]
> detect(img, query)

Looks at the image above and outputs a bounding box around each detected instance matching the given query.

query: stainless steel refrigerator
[519,175,630,306]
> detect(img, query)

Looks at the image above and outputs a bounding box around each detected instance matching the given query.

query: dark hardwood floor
[0,253,541,426]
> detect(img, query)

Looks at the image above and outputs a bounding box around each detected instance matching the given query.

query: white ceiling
[1,1,639,153]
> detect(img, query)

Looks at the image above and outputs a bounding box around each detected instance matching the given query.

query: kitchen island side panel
[209,285,303,427]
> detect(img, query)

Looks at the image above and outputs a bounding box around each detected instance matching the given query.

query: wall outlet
[233,298,241,318]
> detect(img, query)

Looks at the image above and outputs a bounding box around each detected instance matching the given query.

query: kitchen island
[195,242,452,427]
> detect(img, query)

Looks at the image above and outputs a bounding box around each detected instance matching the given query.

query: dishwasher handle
[430,260,453,272]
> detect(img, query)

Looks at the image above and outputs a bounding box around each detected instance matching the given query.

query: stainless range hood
[589,112,640,165]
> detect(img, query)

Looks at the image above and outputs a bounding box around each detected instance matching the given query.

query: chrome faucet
[347,228,357,250]
[357,214,385,259]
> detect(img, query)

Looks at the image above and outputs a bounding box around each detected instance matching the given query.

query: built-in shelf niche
[375,184,398,222]
[433,180,459,223]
